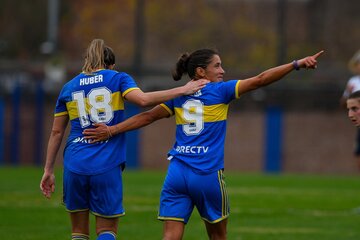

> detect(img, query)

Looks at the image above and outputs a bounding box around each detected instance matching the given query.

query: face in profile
[347,98,360,127]
[202,55,225,82]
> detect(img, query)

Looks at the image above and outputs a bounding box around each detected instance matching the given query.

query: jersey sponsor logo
[175,145,209,154]
[79,74,103,86]
[72,136,108,144]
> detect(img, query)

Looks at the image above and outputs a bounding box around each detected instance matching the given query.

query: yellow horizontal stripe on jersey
[111,91,125,111]
[66,91,125,120]
[174,103,229,125]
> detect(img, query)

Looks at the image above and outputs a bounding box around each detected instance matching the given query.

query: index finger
[313,50,324,59]
[83,129,96,134]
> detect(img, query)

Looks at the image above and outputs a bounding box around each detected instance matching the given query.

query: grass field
[0,167,359,240]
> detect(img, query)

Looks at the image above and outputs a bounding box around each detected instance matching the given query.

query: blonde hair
[82,39,115,74]
[348,49,360,74]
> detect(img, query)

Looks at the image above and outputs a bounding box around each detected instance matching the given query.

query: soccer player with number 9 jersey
[83,48,323,239]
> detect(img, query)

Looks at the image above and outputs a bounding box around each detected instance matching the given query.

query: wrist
[109,125,116,136]
[292,60,300,71]
[44,167,54,174]
[179,85,187,95]
[106,125,113,138]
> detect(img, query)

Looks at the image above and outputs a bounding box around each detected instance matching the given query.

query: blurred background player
[39,39,208,240]
[83,48,323,239]
[340,50,360,171]
[347,91,360,127]
[346,90,360,170]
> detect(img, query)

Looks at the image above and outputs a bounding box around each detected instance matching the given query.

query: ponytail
[172,53,190,81]
[82,39,115,74]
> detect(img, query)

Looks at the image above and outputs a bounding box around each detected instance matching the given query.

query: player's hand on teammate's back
[182,79,209,95]
[83,123,109,143]
[83,79,210,144]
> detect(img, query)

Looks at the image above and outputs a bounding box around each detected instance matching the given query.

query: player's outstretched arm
[83,105,169,143]
[125,79,208,107]
[237,50,324,95]
[40,115,68,199]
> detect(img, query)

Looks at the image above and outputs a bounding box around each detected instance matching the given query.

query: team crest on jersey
[192,90,202,97]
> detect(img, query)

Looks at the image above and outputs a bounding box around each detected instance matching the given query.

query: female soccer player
[83,48,323,239]
[39,39,208,240]
[347,91,360,127]
[346,90,360,169]
[340,50,360,170]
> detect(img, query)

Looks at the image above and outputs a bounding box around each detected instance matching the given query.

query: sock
[97,231,116,240]
[71,233,89,240]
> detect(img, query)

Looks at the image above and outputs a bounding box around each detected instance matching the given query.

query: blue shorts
[63,165,125,218]
[158,159,229,224]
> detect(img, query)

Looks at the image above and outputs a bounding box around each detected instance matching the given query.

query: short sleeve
[118,72,140,97]
[218,80,240,103]
[160,100,174,116]
[54,87,68,117]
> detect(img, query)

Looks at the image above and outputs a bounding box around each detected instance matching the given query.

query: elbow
[50,129,64,139]
[136,96,153,108]
[139,101,152,108]
[256,73,268,86]
[139,110,164,126]
[250,75,266,90]
[143,111,158,123]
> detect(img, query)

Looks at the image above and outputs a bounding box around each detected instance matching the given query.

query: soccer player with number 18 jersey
[39,39,208,240]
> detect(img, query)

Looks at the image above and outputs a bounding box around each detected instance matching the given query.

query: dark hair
[172,49,218,81]
[348,90,360,100]
[82,39,115,74]
[104,46,115,68]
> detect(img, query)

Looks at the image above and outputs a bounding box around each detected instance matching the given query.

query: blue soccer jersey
[54,69,139,175]
[160,80,241,173]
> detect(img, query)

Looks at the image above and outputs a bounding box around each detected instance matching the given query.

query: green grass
[0,167,360,239]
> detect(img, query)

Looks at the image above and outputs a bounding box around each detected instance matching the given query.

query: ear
[195,67,206,78]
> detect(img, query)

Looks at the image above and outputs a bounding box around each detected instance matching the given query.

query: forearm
[110,111,157,136]
[44,131,64,173]
[255,62,294,87]
[138,87,186,107]
[83,106,169,142]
